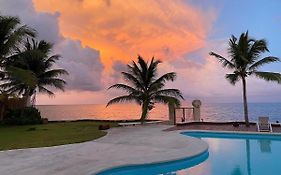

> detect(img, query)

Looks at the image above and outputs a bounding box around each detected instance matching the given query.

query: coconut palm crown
[210,31,281,126]
[0,15,36,85]
[107,56,184,122]
[0,15,35,59]
[1,38,68,105]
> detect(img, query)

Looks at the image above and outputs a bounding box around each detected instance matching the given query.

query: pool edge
[92,134,209,175]
[94,149,209,175]
[179,129,281,136]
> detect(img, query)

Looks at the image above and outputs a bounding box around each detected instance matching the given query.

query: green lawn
[0,121,118,151]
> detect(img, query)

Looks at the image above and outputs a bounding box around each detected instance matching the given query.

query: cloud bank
[1,0,280,104]
[33,0,216,68]
[0,0,104,94]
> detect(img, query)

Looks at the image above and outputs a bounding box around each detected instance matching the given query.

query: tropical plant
[210,31,281,126]
[107,56,184,123]
[0,15,39,110]
[3,106,42,125]
[0,15,35,61]
[1,38,68,106]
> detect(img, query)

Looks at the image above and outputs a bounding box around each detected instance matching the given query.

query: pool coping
[93,129,281,174]
[93,128,281,174]
[0,124,209,175]
[89,125,209,175]
[94,150,209,175]
[178,129,281,135]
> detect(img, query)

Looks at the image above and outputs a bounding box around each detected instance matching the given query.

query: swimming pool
[96,131,281,175]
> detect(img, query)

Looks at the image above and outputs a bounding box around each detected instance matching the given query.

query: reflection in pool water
[97,132,281,175]
[181,132,280,175]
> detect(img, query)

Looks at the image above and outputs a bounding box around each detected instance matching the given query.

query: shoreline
[47,119,163,123]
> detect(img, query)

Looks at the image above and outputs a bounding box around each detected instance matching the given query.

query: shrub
[3,107,42,125]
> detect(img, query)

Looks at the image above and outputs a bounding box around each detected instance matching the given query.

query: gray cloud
[111,60,127,83]
[0,0,104,92]
[0,0,61,43]
[55,39,103,91]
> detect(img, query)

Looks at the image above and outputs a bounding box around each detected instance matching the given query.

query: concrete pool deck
[0,124,208,175]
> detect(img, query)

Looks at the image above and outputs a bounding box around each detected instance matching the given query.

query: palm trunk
[242,77,250,127]
[24,89,35,107]
[0,95,7,121]
[140,101,149,124]
[0,104,5,121]
[25,95,32,107]
[20,95,29,117]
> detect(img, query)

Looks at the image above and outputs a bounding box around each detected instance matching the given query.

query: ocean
[36,103,281,123]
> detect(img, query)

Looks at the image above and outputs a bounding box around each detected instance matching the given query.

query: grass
[0,121,118,151]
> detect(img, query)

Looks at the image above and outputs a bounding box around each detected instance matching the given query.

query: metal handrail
[173,106,194,125]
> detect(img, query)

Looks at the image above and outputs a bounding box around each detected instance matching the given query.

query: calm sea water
[36,103,281,122]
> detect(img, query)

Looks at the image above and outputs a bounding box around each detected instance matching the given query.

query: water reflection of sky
[178,135,281,175]
[97,133,281,175]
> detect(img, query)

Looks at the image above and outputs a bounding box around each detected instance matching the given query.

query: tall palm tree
[0,15,36,92]
[1,38,68,106]
[210,31,281,126]
[107,56,184,123]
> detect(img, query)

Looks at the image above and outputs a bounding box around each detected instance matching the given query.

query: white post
[192,100,201,122]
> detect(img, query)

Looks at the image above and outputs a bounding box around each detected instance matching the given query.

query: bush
[3,107,42,125]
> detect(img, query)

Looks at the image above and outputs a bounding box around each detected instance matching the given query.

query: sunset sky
[1,0,281,104]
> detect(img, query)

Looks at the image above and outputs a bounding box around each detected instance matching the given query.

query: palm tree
[0,15,37,109]
[0,15,35,61]
[1,38,68,106]
[210,31,281,126]
[107,56,184,123]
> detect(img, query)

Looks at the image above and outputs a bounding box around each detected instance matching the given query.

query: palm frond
[38,86,55,96]
[40,69,69,79]
[137,55,148,75]
[108,83,141,94]
[249,57,279,71]
[37,40,53,54]
[225,73,240,85]
[7,66,37,88]
[152,89,184,99]
[121,72,144,90]
[153,95,181,107]
[106,95,139,106]
[45,55,61,68]
[253,71,281,83]
[248,39,268,61]
[209,52,235,69]
[39,78,66,91]
[147,57,161,85]
[149,72,176,91]
[0,16,36,56]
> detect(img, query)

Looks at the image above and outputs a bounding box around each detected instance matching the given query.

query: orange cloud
[33,0,216,71]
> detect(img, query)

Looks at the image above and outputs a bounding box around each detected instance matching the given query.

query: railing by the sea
[174,107,194,124]
[168,100,201,125]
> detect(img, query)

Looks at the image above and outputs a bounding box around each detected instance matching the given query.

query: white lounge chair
[257,117,272,132]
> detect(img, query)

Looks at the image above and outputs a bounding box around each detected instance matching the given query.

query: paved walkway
[0,124,208,175]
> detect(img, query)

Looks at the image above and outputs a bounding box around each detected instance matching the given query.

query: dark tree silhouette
[210,31,281,126]
[107,56,183,123]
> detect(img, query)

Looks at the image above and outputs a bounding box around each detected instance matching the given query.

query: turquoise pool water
[96,132,281,175]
